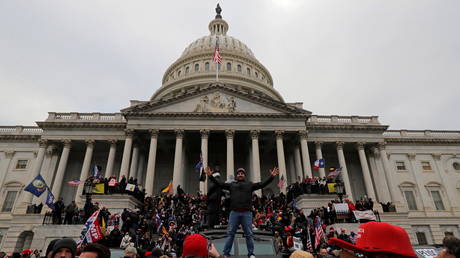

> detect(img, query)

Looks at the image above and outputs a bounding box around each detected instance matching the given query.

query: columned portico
[23,139,47,204]
[105,140,117,178]
[145,129,159,196]
[200,129,209,193]
[76,140,95,205]
[275,130,287,194]
[378,143,398,203]
[225,129,234,180]
[251,130,262,196]
[336,142,354,201]
[315,141,326,178]
[357,142,376,201]
[52,140,71,199]
[172,130,184,193]
[293,145,303,182]
[299,131,312,178]
[119,130,134,180]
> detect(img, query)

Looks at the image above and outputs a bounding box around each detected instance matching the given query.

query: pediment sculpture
[194,92,237,113]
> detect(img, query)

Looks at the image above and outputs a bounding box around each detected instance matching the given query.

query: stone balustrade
[309,115,381,125]
[384,130,460,138]
[0,126,43,135]
[46,112,126,122]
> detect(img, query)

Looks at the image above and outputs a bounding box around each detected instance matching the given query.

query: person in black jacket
[206,170,223,229]
[206,166,279,258]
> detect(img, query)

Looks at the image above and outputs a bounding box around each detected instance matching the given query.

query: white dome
[151,8,283,102]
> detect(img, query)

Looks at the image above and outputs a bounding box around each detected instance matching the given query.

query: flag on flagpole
[91,165,102,178]
[213,36,221,81]
[68,179,83,186]
[277,175,286,189]
[313,158,325,171]
[195,153,207,182]
[306,230,313,251]
[161,181,173,195]
[24,174,49,197]
[328,167,342,178]
[314,216,324,248]
[79,209,104,244]
[45,188,55,210]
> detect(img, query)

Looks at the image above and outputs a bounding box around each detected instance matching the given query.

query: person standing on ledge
[205,166,279,258]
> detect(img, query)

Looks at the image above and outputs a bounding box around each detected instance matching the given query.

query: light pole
[335,180,345,203]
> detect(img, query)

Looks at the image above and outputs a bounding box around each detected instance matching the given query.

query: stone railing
[0,126,43,135]
[46,112,126,122]
[308,115,381,125]
[384,130,460,138]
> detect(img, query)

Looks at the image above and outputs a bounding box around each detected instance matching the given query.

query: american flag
[68,179,82,186]
[277,175,286,189]
[314,216,324,248]
[213,38,222,64]
[306,230,313,251]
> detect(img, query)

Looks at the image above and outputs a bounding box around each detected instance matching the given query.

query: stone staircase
[295,194,336,214]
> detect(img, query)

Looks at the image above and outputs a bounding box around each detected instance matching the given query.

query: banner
[353,210,377,221]
[125,183,135,192]
[293,237,303,251]
[108,178,117,187]
[92,183,105,194]
[80,210,104,244]
[45,189,55,210]
[334,203,350,220]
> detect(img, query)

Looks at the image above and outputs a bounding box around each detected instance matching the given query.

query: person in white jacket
[120,232,132,249]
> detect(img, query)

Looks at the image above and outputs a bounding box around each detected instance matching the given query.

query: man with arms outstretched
[206,166,279,258]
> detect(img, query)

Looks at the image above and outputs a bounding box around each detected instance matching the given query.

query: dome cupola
[151,5,283,102]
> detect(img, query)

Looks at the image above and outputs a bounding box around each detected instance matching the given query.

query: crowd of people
[14,167,454,258]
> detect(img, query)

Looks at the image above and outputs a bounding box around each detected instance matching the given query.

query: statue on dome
[215,4,222,19]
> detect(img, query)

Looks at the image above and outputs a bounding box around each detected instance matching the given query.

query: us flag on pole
[314,216,324,248]
[213,39,222,64]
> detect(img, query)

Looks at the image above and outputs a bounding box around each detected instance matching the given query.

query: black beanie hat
[52,238,77,257]
[46,239,60,257]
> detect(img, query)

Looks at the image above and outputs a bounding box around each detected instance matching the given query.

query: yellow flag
[92,183,105,194]
[327,183,336,193]
[161,181,173,193]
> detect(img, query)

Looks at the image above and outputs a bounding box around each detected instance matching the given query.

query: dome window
[255,72,258,78]
[227,62,232,71]
[205,62,210,71]
[194,64,199,72]
[177,70,182,76]
[247,68,251,75]
[237,65,242,72]
[185,67,189,74]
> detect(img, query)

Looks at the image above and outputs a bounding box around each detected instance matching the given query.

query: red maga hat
[329,222,417,258]
[182,234,208,258]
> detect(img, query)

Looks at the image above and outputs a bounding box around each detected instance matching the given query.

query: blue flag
[24,174,48,197]
[45,188,55,210]
[194,153,203,173]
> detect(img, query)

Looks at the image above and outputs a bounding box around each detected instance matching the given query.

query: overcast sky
[1,1,459,130]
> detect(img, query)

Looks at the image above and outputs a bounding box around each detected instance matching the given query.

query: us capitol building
[0,6,459,252]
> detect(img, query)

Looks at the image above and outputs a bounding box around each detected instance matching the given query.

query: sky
[1,0,459,130]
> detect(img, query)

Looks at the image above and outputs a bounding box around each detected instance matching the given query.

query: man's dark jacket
[208,174,274,211]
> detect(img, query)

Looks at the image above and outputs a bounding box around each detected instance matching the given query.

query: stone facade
[1,7,459,252]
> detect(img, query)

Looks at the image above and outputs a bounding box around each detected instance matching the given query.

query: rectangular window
[431,191,445,210]
[396,161,406,170]
[421,161,432,171]
[15,160,28,169]
[416,232,428,245]
[404,191,418,210]
[2,191,18,212]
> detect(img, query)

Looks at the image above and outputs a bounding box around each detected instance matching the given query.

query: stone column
[51,140,71,199]
[129,144,140,179]
[299,131,312,178]
[119,129,134,180]
[226,130,235,181]
[76,140,95,205]
[200,130,209,194]
[105,140,117,178]
[357,142,376,200]
[0,151,15,191]
[251,130,262,196]
[336,142,354,201]
[172,130,184,194]
[294,146,303,182]
[378,143,398,203]
[315,141,326,178]
[275,131,287,194]
[145,129,159,196]
[23,140,48,204]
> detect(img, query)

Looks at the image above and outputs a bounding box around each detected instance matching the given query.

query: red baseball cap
[182,234,208,258]
[329,222,417,258]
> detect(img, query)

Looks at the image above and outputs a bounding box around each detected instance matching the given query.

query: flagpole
[216,61,219,82]
[216,35,219,82]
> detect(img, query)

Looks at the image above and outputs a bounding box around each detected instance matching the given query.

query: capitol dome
[151,5,284,102]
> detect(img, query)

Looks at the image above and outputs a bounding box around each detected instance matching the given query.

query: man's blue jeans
[223,211,254,257]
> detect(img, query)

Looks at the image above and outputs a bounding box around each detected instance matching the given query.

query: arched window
[205,62,210,71]
[237,64,242,72]
[194,63,199,72]
[255,72,258,78]
[247,68,251,75]
[227,62,232,71]
[177,70,181,76]
[185,67,189,74]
